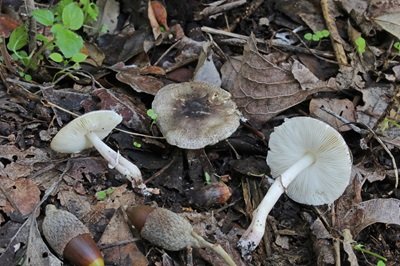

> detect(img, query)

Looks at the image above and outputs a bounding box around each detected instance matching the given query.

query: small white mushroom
[50,110,143,187]
[237,117,352,258]
[151,81,241,149]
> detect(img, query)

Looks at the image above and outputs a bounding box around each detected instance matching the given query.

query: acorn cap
[152,81,241,149]
[127,206,199,251]
[42,205,90,256]
[50,110,122,153]
[266,117,352,205]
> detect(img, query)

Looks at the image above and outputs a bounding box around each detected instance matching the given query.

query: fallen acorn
[42,204,104,266]
[126,205,236,266]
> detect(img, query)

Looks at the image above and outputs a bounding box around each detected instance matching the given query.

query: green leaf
[80,0,99,21]
[49,52,64,62]
[394,41,400,51]
[355,36,366,54]
[312,34,320,41]
[62,2,84,30]
[377,260,386,266]
[51,24,83,58]
[133,141,142,148]
[315,31,324,38]
[320,29,330,38]
[71,52,87,63]
[54,0,73,17]
[147,109,158,121]
[7,25,28,51]
[95,191,107,201]
[32,9,54,26]
[23,74,32,81]
[304,33,313,41]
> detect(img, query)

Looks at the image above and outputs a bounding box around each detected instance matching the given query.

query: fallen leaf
[373,12,400,39]
[98,209,148,266]
[92,88,151,133]
[340,198,400,236]
[24,216,63,266]
[309,98,356,131]
[356,83,395,129]
[87,0,120,36]
[150,1,169,30]
[0,145,49,179]
[193,42,221,87]
[0,14,21,38]
[1,178,40,216]
[230,34,336,125]
[114,64,165,95]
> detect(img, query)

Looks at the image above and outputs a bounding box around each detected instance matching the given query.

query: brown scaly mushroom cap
[152,81,241,149]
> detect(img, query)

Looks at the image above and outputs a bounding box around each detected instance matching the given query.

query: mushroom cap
[50,110,122,153]
[266,117,352,205]
[152,82,241,149]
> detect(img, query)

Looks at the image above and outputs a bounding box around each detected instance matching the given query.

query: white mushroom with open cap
[50,110,143,187]
[151,81,241,149]
[237,117,352,258]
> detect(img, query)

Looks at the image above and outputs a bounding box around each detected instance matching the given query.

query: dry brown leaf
[92,88,151,133]
[1,178,41,216]
[115,65,164,95]
[0,14,21,38]
[340,198,400,236]
[0,145,49,179]
[356,84,395,129]
[150,1,169,30]
[373,12,400,39]
[98,209,148,266]
[230,34,336,125]
[24,216,63,266]
[309,98,356,131]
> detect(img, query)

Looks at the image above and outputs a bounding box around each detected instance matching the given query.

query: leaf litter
[0,0,399,265]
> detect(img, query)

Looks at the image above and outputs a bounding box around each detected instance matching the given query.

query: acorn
[190,182,232,208]
[42,205,104,266]
[126,205,237,266]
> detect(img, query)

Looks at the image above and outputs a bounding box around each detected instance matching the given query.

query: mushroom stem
[237,153,315,258]
[191,231,237,266]
[86,132,143,185]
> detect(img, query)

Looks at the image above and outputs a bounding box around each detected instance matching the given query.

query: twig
[320,0,348,67]
[194,0,247,21]
[201,26,335,59]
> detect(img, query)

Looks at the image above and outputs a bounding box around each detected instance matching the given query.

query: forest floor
[0,0,399,265]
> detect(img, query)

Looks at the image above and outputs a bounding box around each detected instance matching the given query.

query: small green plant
[95,187,115,201]
[355,36,366,54]
[7,0,99,73]
[304,29,330,42]
[133,141,142,148]
[393,41,400,53]
[147,109,158,122]
[353,243,387,265]
[204,172,212,185]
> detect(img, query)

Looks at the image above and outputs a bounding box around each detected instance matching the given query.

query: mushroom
[50,110,143,187]
[237,117,352,258]
[151,81,241,149]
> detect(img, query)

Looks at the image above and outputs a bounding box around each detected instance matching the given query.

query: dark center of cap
[178,95,212,118]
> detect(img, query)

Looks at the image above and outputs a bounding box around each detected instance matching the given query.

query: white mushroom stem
[86,132,143,185]
[237,153,315,258]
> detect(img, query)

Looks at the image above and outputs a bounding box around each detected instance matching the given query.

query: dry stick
[24,0,37,53]
[320,106,399,189]
[201,26,335,59]
[320,0,348,67]
[195,0,247,20]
